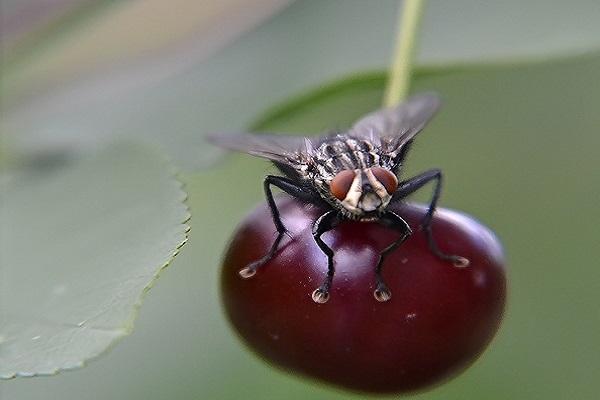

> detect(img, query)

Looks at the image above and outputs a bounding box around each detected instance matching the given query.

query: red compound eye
[330,170,356,200]
[371,167,398,194]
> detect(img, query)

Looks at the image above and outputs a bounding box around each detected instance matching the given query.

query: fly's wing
[347,92,441,157]
[207,133,313,165]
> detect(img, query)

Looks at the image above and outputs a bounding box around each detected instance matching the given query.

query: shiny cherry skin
[221,197,506,394]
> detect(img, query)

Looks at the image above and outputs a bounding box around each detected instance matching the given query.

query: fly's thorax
[314,136,380,171]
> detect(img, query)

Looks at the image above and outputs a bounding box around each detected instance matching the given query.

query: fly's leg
[373,211,412,302]
[311,210,341,304]
[239,175,313,279]
[392,169,469,267]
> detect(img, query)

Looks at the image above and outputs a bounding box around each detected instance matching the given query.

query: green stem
[383,0,426,107]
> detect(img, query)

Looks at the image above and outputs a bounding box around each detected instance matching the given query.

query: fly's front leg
[373,211,412,302]
[392,169,469,267]
[239,175,312,279]
[311,210,341,304]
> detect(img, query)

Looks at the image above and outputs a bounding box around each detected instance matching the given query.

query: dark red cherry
[221,197,506,394]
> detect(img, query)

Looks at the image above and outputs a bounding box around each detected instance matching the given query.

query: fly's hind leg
[373,211,412,302]
[392,169,469,268]
[239,175,312,279]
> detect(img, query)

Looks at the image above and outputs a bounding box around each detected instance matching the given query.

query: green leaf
[0,143,190,378]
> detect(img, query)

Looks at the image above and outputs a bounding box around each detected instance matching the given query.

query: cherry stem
[383,0,426,107]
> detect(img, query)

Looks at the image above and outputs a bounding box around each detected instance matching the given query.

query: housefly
[209,93,468,303]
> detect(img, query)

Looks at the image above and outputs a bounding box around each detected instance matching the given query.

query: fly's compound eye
[330,170,356,200]
[371,167,398,195]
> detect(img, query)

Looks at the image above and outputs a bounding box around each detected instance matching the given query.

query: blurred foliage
[2,0,600,399]
[1,0,293,107]
[4,0,600,170]
[0,144,189,378]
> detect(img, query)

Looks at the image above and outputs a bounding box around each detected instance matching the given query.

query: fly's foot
[374,282,392,302]
[450,255,470,268]
[424,226,470,268]
[238,248,278,279]
[238,262,261,279]
[238,264,256,279]
[311,287,330,304]
[239,230,289,279]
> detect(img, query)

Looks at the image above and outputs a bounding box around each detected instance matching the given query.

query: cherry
[221,197,506,394]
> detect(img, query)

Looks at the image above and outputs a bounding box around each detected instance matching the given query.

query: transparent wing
[208,93,440,163]
[207,133,313,165]
[347,92,441,155]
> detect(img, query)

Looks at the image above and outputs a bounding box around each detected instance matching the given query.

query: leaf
[4,0,600,171]
[0,143,190,378]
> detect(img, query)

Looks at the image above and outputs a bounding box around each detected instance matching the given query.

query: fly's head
[305,137,400,220]
[327,167,398,220]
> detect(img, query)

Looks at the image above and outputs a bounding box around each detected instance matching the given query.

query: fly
[209,93,469,303]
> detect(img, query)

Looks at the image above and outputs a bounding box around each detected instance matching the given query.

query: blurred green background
[2,1,600,399]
